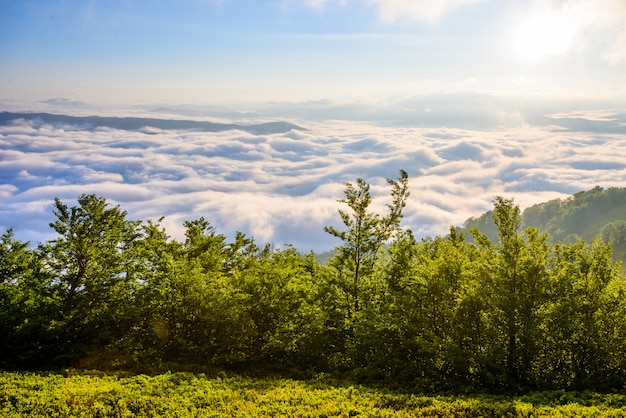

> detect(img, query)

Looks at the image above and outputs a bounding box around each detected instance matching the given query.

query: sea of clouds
[1,99,626,251]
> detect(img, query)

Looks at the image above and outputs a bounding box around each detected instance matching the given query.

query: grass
[2,370,626,417]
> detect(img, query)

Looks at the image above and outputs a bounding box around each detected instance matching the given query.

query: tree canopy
[1,182,625,391]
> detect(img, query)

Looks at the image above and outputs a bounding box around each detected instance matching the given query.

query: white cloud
[1,107,626,251]
[0,185,18,199]
[364,0,488,23]
[304,0,336,8]
[303,0,488,23]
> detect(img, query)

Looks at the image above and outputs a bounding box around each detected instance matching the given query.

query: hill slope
[461,186,626,265]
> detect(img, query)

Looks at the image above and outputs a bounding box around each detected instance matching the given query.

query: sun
[511,10,576,61]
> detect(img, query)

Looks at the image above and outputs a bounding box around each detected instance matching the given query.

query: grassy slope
[575,204,626,242]
[461,187,626,270]
[2,371,626,417]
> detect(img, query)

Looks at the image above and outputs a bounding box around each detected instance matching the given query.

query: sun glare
[512,10,576,61]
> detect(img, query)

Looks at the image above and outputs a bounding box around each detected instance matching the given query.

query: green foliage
[35,194,142,366]
[324,170,409,318]
[601,221,626,246]
[3,371,626,417]
[0,230,38,369]
[43,194,141,312]
[483,197,551,387]
[2,182,626,393]
[541,238,625,389]
[463,186,626,268]
[0,228,32,285]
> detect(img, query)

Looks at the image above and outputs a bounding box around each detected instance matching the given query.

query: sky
[1,0,626,104]
[1,0,626,251]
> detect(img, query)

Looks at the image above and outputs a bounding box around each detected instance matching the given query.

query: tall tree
[0,228,32,285]
[0,229,40,369]
[479,197,550,387]
[183,217,227,275]
[545,238,624,388]
[324,170,409,315]
[40,194,141,360]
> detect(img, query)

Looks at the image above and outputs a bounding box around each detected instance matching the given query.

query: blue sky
[1,0,626,250]
[2,0,625,105]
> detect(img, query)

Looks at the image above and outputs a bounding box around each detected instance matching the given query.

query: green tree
[227,247,326,367]
[136,218,235,366]
[183,217,227,275]
[473,197,550,388]
[0,228,32,285]
[0,228,70,369]
[600,220,626,246]
[544,238,624,388]
[382,227,491,387]
[0,229,35,368]
[324,170,409,316]
[500,198,550,386]
[40,194,141,362]
[117,218,180,367]
[422,229,484,385]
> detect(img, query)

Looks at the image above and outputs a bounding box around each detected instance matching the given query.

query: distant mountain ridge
[0,111,305,135]
[461,186,626,265]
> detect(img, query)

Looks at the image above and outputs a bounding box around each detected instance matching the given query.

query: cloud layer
[1,108,626,251]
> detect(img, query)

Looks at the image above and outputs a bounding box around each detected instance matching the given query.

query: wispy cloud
[304,0,489,23]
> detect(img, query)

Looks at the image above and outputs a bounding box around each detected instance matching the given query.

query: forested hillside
[2,173,626,392]
[462,186,626,265]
